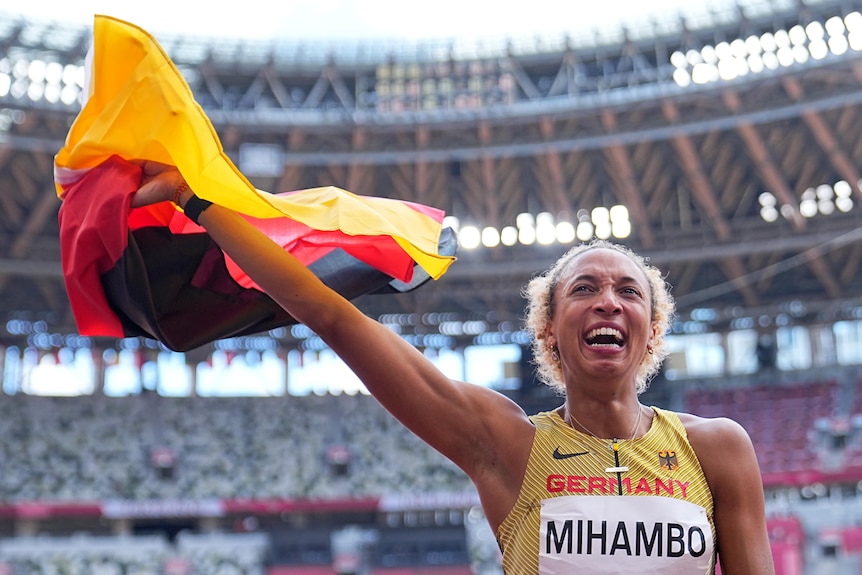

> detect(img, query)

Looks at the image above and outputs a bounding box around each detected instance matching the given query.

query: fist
[131,161,186,208]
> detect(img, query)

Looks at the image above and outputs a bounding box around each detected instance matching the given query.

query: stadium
[1,0,862,572]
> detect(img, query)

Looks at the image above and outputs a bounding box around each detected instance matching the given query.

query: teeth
[586,327,624,348]
[586,327,623,340]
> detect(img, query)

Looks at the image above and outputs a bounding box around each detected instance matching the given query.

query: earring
[647,345,654,355]
[551,348,560,362]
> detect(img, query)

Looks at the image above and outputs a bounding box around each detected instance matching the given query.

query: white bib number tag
[538,496,713,574]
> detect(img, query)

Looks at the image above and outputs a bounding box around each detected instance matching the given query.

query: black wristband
[183,195,213,224]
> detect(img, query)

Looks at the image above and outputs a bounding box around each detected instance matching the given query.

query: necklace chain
[566,405,644,495]
[567,404,643,444]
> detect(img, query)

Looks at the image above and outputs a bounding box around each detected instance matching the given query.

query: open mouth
[585,327,624,349]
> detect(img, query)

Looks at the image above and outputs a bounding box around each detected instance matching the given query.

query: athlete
[132,163,774,574]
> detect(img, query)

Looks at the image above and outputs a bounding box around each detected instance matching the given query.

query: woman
[132,163,775,574]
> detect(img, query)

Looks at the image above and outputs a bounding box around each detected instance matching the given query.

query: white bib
[538,495,713,574]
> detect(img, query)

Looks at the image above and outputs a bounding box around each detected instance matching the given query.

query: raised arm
[132,165,534,527]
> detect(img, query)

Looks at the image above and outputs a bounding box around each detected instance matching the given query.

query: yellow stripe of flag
[55,15,455,279]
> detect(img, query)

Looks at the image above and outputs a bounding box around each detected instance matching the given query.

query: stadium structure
[2,0,862,573]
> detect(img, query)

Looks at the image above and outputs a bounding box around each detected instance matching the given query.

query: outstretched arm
[133,165,534,528]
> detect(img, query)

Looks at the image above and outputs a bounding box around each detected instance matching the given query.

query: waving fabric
[55,15,457,352]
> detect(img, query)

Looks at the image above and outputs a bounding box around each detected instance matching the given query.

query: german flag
[55,16,457,352]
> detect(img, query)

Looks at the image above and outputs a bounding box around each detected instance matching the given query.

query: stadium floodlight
[847,11,862,32]
[62,64,79,86]
[536,211,554,227]
[809,40,829,60]
[834,181,853,212]
[670,51,688,68]
[591,206,609,225]
[799,189,818,218]
[806,21,825,42]
[670,10,862,89]
[535,212,557,245]
[826,16,846,37]
[829,35,849,56]
[715,41,733,60]
[717,59,739,81]
[673,68,692,87]
[576,220,594,242]
[747,54,765,74]
[701,45,718,64]
[449,204,634,249]
[609,204,628,219]
[442,215,460,233]
[44,84,60,104]
[500,225,518,246]
[745,35,762,55]
[595,221,612,240]
[731,38,747,58]
[27,81,43,102]
[789,25,807,46]
[834,180,851,196]
[836,197,854,212]
[28,59,46,83]
[11,79,26,99]
[515,212,534,229]
[458,225,481,249]
[758,192,776,207]
[693,62,719,84]
[609,205,631,239]
[758,178,857,222]
[518,225,536,246]
[685,49,703,66]
[481,226,500,248]
[780,204,797,220]
[536,227,556,245]
[13,58,28,80]
[611,219,631,239]
[45,61,63,84]
[777,45,795,67]
[816,184,834,201]
[761,206,779,222]
[60,85,79,105]
[555,221,576,244]
[760,32,778,52]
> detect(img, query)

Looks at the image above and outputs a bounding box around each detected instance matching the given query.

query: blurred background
[1,0,861,573]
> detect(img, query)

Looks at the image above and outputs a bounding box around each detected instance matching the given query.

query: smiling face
[545,248,657,391]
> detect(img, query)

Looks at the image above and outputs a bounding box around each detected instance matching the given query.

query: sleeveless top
[497,407,716,574]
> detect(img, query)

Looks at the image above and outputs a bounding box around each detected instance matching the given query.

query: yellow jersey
[497,407,716,574]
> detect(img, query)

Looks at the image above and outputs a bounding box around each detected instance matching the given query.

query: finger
[131,171,182,208]
[139,160,170,173]
[130,180,164,208]
[139,161,180,185]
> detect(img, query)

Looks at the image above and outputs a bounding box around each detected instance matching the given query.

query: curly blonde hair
[522,240,675,395]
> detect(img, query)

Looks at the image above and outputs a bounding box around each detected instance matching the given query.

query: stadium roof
[1,0,862,352]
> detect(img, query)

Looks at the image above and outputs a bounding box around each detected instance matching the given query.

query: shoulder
[675,411,754,456]
[528,409,560,428]
[674,411,761,493]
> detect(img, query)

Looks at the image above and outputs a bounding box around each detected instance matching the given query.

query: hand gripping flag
[55,15,457,352]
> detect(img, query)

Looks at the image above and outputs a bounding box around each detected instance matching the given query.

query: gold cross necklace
[567,405,643,495]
